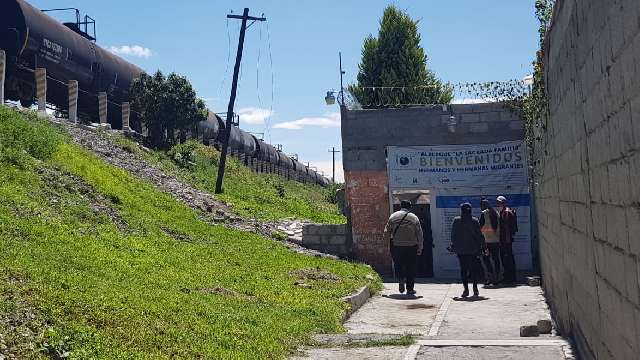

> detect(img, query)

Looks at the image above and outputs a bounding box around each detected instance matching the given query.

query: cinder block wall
[341,104,524,273]
[538,1,640,359]
[302,224,351,257]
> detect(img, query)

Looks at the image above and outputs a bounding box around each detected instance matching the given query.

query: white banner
[388,141,532,277]
[388,141,528,189]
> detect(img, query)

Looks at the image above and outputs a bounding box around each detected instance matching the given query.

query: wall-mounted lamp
[448,115,457,133]
[325,91,336,105]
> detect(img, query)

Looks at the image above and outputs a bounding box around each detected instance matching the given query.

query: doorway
[391,190,433,278]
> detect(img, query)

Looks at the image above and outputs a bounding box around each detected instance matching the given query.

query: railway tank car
[196,114,330,186]
[0,0,143,128]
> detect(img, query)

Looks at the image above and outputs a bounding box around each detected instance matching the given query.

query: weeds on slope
[0,108,380,359]
[136,139,345,224]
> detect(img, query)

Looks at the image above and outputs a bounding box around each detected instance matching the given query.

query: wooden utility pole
[328,146,341,183]
[215,8,266,194]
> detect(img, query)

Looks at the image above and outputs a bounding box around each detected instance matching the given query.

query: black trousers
[482,243,501,279]
[457,254,482,289]
[391,245,417,291]
[500,242,517,283]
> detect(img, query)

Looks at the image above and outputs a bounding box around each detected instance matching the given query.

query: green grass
[125,138,345,224]
[0,107,381,359]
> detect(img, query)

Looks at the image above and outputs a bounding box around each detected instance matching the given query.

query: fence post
[121,102,130,131]
[98,92,107,124]
[68,80,78,123]
[35,68,47,113]
[0,50,5,105]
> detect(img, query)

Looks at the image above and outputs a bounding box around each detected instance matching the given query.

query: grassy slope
[114,137,344,224]
[0,108,379,359]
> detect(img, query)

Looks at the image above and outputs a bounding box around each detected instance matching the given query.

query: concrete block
[520,325,540,337]
[121,102,130,131]
[341,286,371,320]
[334,224,347,235]
[624,255,639,306]
[605,205,629,251]
[0,49,5,104]
[68,80,78,123]
[627,206,640,257]
[35,68,46,113]
[631,94,640,152]
[537,319,553,334]
[302,234,322,245]
[328,235,346,245]
[98,92,108,124]
[461,113,480,123]
[468,122,489,133]
[303,224,318,235]
[317,225,334,235]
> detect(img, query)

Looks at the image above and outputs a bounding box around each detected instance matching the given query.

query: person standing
[384,200,423,295]
[479,198,501,285]
[450,203,485,298]
[497,195,518,284]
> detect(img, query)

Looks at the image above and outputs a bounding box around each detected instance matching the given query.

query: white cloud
[238,107,273,125]
[108,45,153,58]
[312,160,344,183]
[273,112,341,130]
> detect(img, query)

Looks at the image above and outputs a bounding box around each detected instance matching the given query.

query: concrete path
[293,282,576,359]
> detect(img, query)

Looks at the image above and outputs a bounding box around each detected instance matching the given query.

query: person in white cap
[497,195,518,284]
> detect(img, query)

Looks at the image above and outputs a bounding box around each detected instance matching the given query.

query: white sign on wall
[388,141,528,189]
[388,141,532,278]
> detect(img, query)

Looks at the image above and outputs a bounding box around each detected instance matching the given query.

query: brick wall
[537,0,640,359]
[344,170,391,272]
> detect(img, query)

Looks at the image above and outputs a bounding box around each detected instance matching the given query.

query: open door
[391,191,433,278]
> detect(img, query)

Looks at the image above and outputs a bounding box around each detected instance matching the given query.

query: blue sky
[31,0,539,182]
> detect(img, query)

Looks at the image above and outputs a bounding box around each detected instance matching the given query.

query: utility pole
[328,146,341,183]
[215,8,266,194]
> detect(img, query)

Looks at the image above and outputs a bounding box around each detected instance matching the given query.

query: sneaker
[399,281,406,294]
[407,289,416,295]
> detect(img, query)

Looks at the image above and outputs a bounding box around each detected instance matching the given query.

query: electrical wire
[266,20,275,143]
[217,15,232,104]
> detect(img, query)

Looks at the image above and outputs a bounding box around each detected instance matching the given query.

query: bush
[168,140,200,168]
[0,108,63,161]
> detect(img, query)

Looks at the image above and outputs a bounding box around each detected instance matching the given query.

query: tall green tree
[130,71,207,148]
[349,6,452,107]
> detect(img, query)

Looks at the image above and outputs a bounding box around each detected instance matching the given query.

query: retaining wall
[302,224,351,257]
[537,1,640,359]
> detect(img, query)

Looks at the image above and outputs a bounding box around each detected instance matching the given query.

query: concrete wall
[341,103,525,271]
[302,224,351,257]
[537,0,640,359]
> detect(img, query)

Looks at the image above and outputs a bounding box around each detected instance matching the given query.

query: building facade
[341,103,529,277]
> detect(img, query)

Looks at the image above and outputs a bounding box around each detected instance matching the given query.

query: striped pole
[35,68,47,113]
[0,50,5,104]
[98,92,107,124]
[121,102,130,130]
[68,80,78,123]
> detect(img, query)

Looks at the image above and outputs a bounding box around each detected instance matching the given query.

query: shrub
[0,108,63,161]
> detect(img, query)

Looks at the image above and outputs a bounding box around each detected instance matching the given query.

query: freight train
[0,0,330,186]
[198,113,330,186]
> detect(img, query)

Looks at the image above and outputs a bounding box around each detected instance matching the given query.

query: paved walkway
[293,281,576,359]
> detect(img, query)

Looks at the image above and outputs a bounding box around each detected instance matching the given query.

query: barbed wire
[342,80,530,109]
